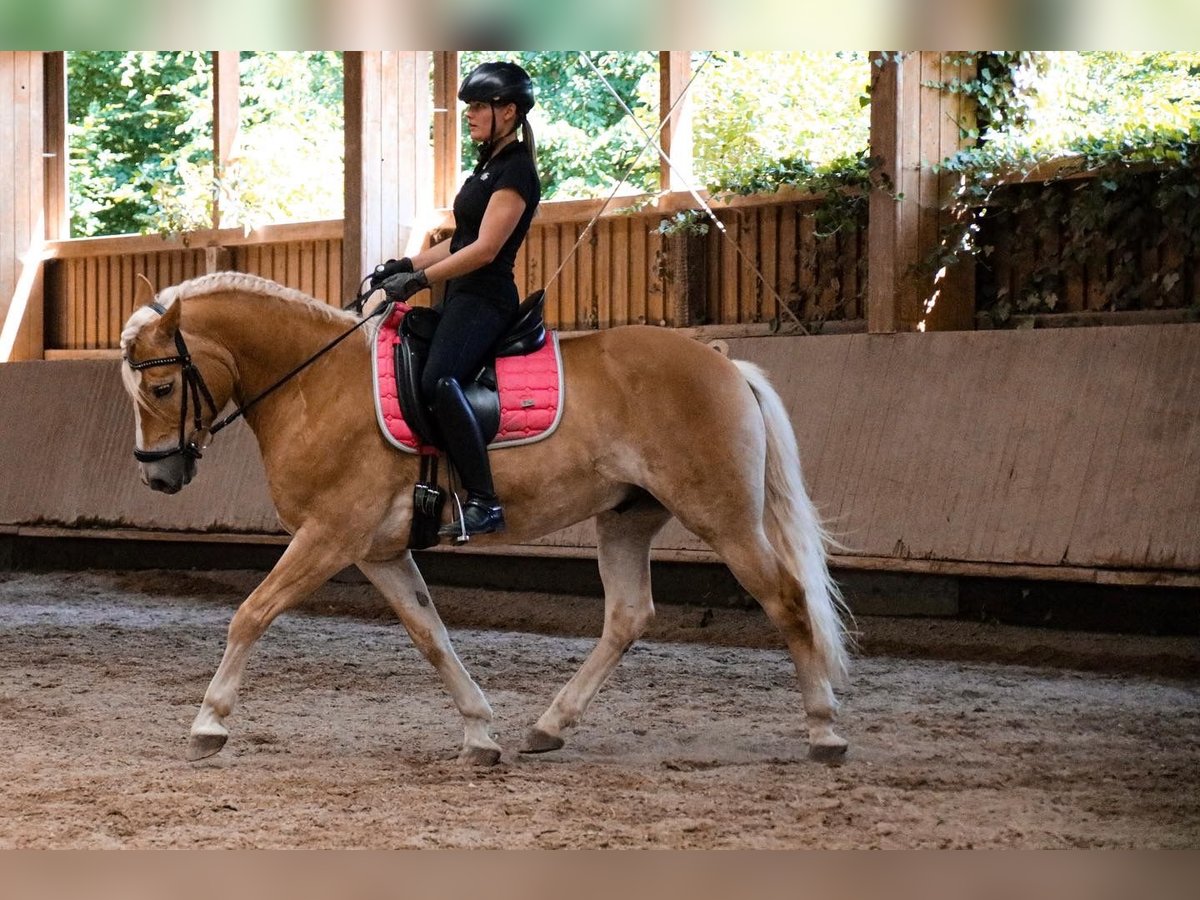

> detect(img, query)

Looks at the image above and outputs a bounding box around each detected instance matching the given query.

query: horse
[118,271,850,766]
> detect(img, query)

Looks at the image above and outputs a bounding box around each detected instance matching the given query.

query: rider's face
[464,100,516,142]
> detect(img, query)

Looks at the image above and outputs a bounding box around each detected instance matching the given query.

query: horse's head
[119,275,234,494]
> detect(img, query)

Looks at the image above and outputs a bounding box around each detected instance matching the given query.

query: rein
[125,299,387,463]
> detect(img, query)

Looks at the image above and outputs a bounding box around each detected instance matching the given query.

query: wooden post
[663,230,708,327]
[868,51,977,333]
[432,51,460,210]
[205,246,232,274]
[342,51,433,303]
[659,51,694,193]
[211,51,239,231]
[43,52,68,242]
[0,51,46,361]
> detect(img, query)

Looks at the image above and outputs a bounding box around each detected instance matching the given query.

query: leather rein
[124,297,386,464]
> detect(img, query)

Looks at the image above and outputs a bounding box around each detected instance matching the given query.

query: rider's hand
[370,257,413,289]
[381,269,430,301]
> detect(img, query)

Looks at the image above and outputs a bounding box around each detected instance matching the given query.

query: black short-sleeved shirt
[447,140,541,307]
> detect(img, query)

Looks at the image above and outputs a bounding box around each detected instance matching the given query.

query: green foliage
[656,210,709,237]
[459,51,659,201]
[692,51,871,193]
[919,51,1200,325]
[216,51,344,229]
[67,51,343,237]
[67,51,212,237]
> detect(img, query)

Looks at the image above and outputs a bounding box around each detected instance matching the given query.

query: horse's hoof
[459,745,502,767]
[187,732,228,761]
[808,739,848,764]
[520,728,565,754]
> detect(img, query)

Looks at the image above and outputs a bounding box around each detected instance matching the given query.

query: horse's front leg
[188,532,351,761]
[357,555,503,766]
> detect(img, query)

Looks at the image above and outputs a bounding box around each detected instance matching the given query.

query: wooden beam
[868,51,977,333]
[211,51,240,229]
[42,52,68,241]
[658,51,694,193]
[44,219,342,259]
[1,52,46,361]
[342,52,433,300]
[342,51,364,302]
[432,51,460,209]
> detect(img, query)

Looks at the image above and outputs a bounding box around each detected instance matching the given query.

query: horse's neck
[191,293,357,410]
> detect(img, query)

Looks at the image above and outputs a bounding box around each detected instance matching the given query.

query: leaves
[925,51,1200,327]
[459,51,660,201]
[67,51,344,237]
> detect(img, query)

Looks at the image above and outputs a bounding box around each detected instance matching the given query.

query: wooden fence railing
[513,193,867,331]
[42,194,869,354]
[40,167,1197,356]
[43,221,343,355]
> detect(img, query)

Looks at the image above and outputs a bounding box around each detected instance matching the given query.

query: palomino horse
[118,272,850,765]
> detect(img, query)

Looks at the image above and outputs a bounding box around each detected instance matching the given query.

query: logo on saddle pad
[372,301,564,454]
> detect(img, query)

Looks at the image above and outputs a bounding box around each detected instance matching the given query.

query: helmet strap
[477,102,521,167]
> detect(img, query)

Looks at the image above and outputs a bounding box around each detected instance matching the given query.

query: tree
[459,51,659,200]
[67,51,211,237]
[688,51,871,194]
[66,51,344,237]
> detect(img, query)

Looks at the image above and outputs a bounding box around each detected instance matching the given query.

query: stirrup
[440,496,506,543]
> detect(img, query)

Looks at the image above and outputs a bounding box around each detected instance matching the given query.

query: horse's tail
[734,360,851,687]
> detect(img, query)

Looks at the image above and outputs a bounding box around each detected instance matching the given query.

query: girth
[396,289,547,449]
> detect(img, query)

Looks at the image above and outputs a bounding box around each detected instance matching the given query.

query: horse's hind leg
[712,531,847,761]
[357,554,502,766]
[189,531,351,761]
[523,498,672,754]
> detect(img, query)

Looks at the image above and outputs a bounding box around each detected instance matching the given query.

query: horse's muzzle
[141,455,196,494]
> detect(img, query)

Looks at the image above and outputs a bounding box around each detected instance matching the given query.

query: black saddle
[395,290,547,449]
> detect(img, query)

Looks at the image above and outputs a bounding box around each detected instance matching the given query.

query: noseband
[124,325,219,463]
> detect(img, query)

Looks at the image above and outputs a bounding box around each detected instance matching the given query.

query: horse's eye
[152,383,173,399]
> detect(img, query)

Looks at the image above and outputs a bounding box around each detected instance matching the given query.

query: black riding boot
[433,376,506,539]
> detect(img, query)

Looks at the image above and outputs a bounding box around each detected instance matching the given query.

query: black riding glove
[381,268,430,301]
[370,257,413,289]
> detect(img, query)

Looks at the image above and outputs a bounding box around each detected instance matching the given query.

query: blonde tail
[734,360,850,686]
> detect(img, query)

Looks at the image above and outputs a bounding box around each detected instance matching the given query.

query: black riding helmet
[458,61,535,116]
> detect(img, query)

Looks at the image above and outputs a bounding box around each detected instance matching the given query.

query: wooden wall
[5,324,1198,587]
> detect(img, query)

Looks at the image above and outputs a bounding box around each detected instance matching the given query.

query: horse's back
[552,325,765,478]
[559,326,754,417]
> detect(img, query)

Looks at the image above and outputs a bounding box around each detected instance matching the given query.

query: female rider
[376,61,541,538]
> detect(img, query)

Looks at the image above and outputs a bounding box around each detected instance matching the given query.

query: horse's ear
[153,296,181,336]
[134,274,156,309]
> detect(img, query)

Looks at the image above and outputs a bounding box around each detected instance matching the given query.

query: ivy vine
[924,52,1200,326]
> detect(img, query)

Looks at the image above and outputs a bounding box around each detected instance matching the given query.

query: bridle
[124,297,386,464]
[124,319,220,463]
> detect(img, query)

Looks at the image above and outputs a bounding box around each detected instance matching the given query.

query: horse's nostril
[149,477,177,493]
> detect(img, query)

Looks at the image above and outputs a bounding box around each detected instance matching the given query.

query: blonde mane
[120,272,351,351]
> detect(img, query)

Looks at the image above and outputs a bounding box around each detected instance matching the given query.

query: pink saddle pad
[372,303,564,454]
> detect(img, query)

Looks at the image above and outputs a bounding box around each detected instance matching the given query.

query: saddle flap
[400,305,441,344]
[395,340,441,447]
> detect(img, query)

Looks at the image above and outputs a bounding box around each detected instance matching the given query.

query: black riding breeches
[420,290,515,400]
